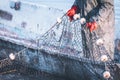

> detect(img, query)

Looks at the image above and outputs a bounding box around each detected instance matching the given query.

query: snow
[0,0,68,41]
[0,0,120,47]
[115,0,120,39]
[20,0,74,11]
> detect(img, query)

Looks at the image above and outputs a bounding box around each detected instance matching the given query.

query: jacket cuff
[89,17,100,26]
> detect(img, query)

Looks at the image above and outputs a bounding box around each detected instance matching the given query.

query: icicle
[57,17,62,23]
[9,53,15,60]
[73,14,80,20]
[103,71,111,79]
[96,38,103,45]
[80,18,86,24]
[100,55,108,62]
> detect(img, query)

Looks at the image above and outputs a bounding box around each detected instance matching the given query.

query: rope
[0,12,116,80]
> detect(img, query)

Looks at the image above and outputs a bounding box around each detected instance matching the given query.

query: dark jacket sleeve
[73,0,77,6]
[72,0,80,13]
[90,0,114,25]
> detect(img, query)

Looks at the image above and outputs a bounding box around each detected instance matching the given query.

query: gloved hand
[67,6,77,21]
[86,21,97,32]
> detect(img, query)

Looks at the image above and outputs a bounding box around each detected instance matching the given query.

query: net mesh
[0,15,116,80]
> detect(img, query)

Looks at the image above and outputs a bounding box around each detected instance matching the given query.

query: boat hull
[0,39,106,80]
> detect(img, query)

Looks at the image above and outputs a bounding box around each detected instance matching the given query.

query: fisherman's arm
[89,0,114,26]
[86,0,114,32]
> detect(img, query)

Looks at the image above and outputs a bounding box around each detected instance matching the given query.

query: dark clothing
[65,1,115,80]
[73,0,115,59]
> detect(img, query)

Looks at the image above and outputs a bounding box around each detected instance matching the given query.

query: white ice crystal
[101,55,108,62]
[73,14,80,20]
[57,17,62,23]
[96,38,103,45]
[9,53,15,60]
[80,18,86,24]
[103,71,111,79]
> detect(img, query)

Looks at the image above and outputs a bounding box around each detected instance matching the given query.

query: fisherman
[67,0,115,60]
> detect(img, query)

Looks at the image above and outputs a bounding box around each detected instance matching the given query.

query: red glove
[67,6,77,21]
[86,21,97,32]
